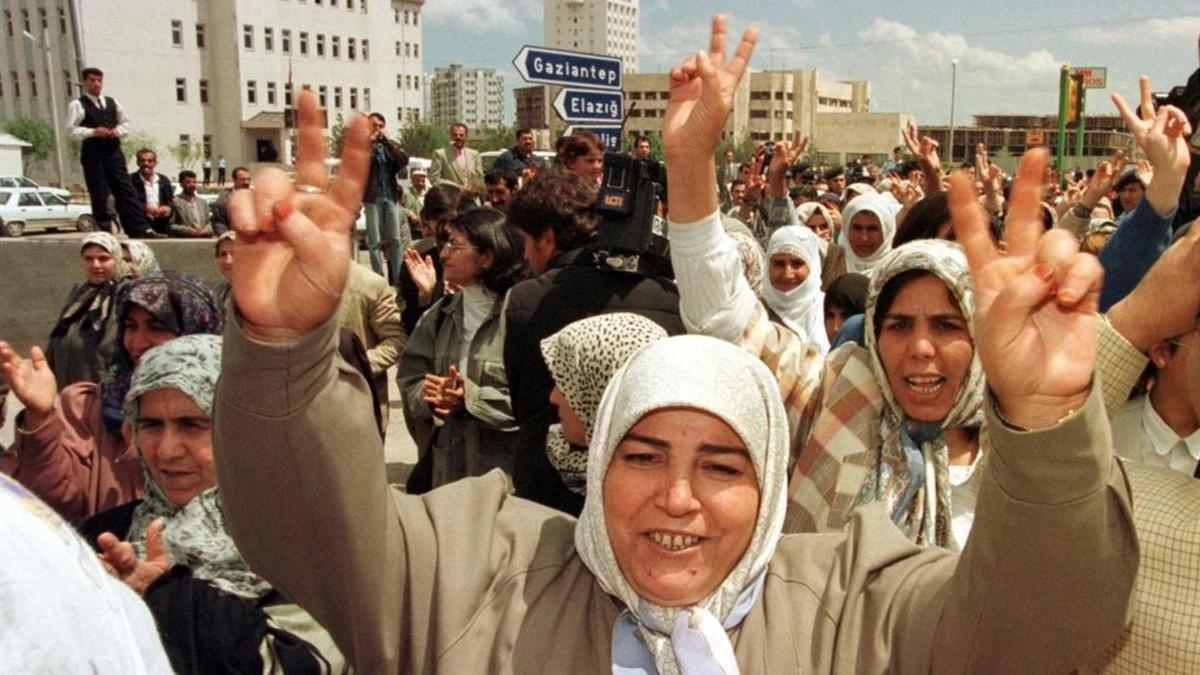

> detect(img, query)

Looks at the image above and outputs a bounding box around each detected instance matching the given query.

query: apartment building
[544,0,638,74]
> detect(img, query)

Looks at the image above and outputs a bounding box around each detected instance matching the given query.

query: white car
[0,189,97,236]
[0,175,73,201]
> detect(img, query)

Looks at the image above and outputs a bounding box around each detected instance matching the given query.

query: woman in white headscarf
[836,191,896,277]
[762,226,829,354]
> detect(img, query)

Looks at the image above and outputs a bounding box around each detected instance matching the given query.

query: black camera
[1150,68,1200,136]
[593,153,671,277]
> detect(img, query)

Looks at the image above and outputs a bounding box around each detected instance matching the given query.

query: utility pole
[24,28,66,186]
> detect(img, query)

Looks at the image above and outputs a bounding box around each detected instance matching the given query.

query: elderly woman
[398,208,528,491]
[0,272,222,521]
[46,232,130,388]
[81,335,344,674]
[211,48,1135,672]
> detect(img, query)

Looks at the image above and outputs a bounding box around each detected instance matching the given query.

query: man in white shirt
[1112,324,1200,477]
[128,148,173,235]
[66,67,158,238]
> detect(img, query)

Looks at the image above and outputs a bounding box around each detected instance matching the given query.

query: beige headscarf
[575,335,790,674]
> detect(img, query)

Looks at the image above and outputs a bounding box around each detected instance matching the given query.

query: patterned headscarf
[81,232,131,281]
[123,241,161,278]
[99,272,224,431]
[838,192,897,275]
[576,335,789,675]
[727,231,766,297]
[50,233,131,341]
[763,226,829,355]
[124,335,271,600]
[539,313,668,494]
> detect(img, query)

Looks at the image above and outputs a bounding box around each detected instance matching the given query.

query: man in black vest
[67,67,159,238]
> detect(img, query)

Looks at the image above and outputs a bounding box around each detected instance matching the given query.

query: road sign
[1071,66,1107,89]
[1025,129,1046,146]
[564,125,622,153]
[512,45,622,90]
[554,89,624,124]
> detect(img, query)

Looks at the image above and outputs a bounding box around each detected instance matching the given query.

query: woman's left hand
[952,148,1101,429]
[96,519,171,594]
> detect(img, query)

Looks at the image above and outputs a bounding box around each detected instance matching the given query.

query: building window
[179,134,191,149]
[264,27,274,52]
[243,24,253,50]
[11,71,19,97]
[412,11,418,26]
[171,20,183,46]
[63,69,71,95]
[396,74,402,88]
[282,29,291,54]
[360,0,367,11]
[58,7,66,33]
[364,87,371,110]
[331,36,340,59]
[199,79,209,104]
[316,34,325,57]
[28,71,37,97]
[21,9,30,32]
[0,73,4,98]
[285,82,293,106]
[397,106,403,122]
[349,87,357,109]
[247,80,257,105]
[393,8,400,23]
[334,86,342,108]
[300,31,309,55]
[196,23,206,48]
[413,43,419,58]
[267,81,277,105]
[394,40,400,56]
[318,85,327,108]
[403,10,410,24]
[203,134,213,158]
[175,78,187,102]
[362,38,369,60]
[38,7,47,29]
[4,10,11,37]
[348,37,356,60]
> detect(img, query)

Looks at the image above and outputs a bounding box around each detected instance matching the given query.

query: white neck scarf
[763,226,829,355]
[838,192,897,275]
[575,335,789,675]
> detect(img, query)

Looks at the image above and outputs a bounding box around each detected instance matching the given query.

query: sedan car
[0,175,73,200]
[0,189,97,236]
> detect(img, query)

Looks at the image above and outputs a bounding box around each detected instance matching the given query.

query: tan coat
[337,263,406,429]
[214,316,1137,674]
[429,145,483,192]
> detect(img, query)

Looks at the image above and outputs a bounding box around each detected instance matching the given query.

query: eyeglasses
[440,241,477,255]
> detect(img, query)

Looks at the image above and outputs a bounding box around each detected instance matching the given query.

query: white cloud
[423,0,540,34]
[1071,15,1200,45]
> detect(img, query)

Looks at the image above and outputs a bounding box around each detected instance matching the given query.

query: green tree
[4,116,54,173]
[329,113,348,158]
[398,120,449,158]
[623,131,664,161]
[716,136,758,164]
[168,140,203,170]
[125,131,159,158]
[472,124,517,153]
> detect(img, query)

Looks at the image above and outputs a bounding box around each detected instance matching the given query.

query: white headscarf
[575,335,789,675]
[763,226,829,355]
[838,191,897,275]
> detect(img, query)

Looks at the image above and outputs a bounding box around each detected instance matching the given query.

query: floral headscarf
[124,335,271,600]
[99,272,224,430]
[727,231,766,297]
[122,241,161,278]
[50,233,131,340]
[539,313,668,494]
[576,335,789,674]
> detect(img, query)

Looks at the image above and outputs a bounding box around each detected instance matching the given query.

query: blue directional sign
[512,45,622,91]
[564,126,622,153]
[554,89,624,124]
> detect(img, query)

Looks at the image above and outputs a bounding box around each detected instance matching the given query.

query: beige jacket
[429,145,483,191]
[337,263,406,429]
[214,316,1137,674]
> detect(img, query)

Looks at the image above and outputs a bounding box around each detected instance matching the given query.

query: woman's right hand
[0,341,57,423]
[226,91,372,342]
[404,248,437,298]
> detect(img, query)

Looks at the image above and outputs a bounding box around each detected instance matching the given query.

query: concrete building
[515,85,552,132]
[623,68,870,147]
[429,63,504,129]
[0,0,425,185]
[544,0,638,74]
[921,114,1135,169]
[814,112,915,165]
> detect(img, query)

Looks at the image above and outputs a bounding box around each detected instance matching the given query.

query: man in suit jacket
[429,122,483,192]
[170,169,212,238]
[129,148,174,235]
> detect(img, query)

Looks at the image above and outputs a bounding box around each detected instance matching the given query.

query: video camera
[1151,73,1200,132]
[592,152,672,278]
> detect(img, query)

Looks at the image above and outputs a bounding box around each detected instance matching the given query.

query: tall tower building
[430,64,504,129]
[543,0,638,73]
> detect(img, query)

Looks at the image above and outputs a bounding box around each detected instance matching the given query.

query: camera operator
[503,167,685,515]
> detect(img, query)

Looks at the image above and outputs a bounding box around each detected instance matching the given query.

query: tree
[124,131,159,158]
[329,113,348,158]
[398,120,449,159]
[4,117,54,174]
[623,131,664,161]
[472,125,517,153]
[168,140,204,170]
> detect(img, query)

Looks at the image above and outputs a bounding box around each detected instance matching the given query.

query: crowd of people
[1,15,1199,673]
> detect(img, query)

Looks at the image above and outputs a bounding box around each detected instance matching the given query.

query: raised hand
[903,121,943,193]
[227,91,372,341]
[1112,76,1192,215]
[0,342,58,427]
[951,149,1101,429]
[767,130,808,198]
[403,248,437,301]
[96,519,171,594]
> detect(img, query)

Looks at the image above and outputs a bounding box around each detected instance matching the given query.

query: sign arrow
[554,89,624,124]
[512,45,622,90]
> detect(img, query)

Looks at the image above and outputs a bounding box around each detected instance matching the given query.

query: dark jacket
[503,247,685,514]
[493,146,545,176]
[363,136,409,203]
[129,172,174,220]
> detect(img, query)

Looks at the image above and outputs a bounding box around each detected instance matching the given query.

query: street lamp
[948,59,958,165]
[23,28,65,187]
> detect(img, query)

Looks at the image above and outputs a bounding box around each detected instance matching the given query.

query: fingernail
[259,213,274,229]
[273,201,294,222]
[1033,263,1054,282]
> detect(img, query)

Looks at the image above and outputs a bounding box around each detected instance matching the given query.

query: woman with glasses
[398,208,530,492]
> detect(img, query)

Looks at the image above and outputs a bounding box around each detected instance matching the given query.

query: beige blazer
[429,145,483,191]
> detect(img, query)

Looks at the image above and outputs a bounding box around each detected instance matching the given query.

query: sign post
[513,45,625,149]
[1070,67,1106,162]
[1056,65,1071,172]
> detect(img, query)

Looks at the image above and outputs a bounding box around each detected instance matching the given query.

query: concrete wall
[815,112,916,164]
[0,239,223,352]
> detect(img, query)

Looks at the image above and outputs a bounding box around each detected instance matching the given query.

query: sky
[422,0,1200,127]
